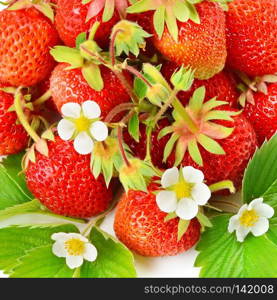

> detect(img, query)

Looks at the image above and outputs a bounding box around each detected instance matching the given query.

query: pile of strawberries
[0,0,276,257]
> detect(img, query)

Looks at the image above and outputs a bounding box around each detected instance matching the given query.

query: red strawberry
[55,0,120,48]
[244,83,277,145]
[25,136,113,218]
[0,85,28,155]
[167,110,257,191]
[150,1,227,79]
[49,63,131,119]
[0,7,59,87]
[161,61,239,107]
[226,0,277,77]
[123,118,170,169]
[114,182,201,257]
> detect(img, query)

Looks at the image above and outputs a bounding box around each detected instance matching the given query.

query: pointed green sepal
[177,219,190,241]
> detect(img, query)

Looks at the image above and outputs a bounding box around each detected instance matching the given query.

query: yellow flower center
[239,209,259,227]
[172,180,192,199]
[65,238,85,256]
[74,116,91,132]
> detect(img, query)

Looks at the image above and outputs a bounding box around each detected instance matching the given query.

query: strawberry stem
[14,89,41,143]
[33,89,52,107]
[124,65,152,88]
[104,102,135,123]
[109,29,123,66]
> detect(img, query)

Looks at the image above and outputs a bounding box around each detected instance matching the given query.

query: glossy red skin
[152,1,227,80]
[50,63,131,119]
[244,83,277,145]
[114,183,201,257]
[161,61,239,108]
[55,0,120,49]
[0,87,29,155]
[0,8,59,87]
[168,111,257,191]
[26,136,113,218]
[123,118,170,169]
[226,0,277,76]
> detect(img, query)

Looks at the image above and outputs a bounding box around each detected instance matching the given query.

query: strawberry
[114,182,201,257]
[244,83,277,145]
[0,85,29,155]
[0,7,59,87]
[25,136,113,218]
[128,0,227,80]
[55,0,120,49]
[49,63,131,119]
[161,61,239,107]
[226,0,277,77]
[123,118,170,169]
[167,110,257,191]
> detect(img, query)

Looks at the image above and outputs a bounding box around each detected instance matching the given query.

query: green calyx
[159,86,238,167]
[7,0,55,22]
[50,24,105,91]
[127,0,232,42]
[84,0,129,23]
[90,136,131,187]
[119,158,157,192]
[112,20,151,57]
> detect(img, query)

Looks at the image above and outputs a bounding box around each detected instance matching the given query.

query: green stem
[104,102,135,123]
[33,89,52,107]
[145,125,153,163]
[209,180,236,194]
[109,29,122,66]
[14,90,40,143]
[124,65,152,88]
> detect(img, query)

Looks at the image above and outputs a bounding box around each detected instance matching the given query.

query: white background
[0,4,241,278]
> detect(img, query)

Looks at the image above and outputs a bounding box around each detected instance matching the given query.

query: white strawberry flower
[57,101,108,155]
[156,166,211,220]
[51,232,98,269]
[228,198,274,242]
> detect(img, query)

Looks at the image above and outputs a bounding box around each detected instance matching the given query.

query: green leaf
[80,227,137,278]
[0,224,79,276]
[243,134,277,208]
[0,153,33,210]
[195,215,277,277]
[50,46,84,69]
[76,32,87,49]
[128,113,140,142]
[82,64,104,91]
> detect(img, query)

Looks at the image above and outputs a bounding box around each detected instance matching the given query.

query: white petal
[228,215,240,233]
[248,198,263,210]
[237,204,248,217]
[57,119,75,141]
[251,217,269,237]
[156,191,178,213]
[236,226,250,242]
[61,102,81,118]
[52,241,67,258]
[90,121,108,142]
[176,198,198,220]
[254,203,274,219]
[51,232,68,241]
[182,166,204,183]
[83,243,98,262]
[161,167,179,188]
[66,233,88,243]
[191,183,211,205]
[82,101,101,119]
[66,256,84,269]
[74,132,94,155]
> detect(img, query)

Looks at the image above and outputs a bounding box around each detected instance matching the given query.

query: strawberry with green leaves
[226,0,277,77]
[127,0,230,80]
[54,0,125,48]
[0,0,59,87]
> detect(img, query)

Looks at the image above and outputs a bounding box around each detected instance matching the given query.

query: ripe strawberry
[161,61,239,107]
[226,0,277,77]
[0,85,28,155]
[49,63,131,119]
[55,0,120,48]
[167,111,257,190]
[0,7,59,87]
[25,136,113,218]
[123,118,170,169]
[150,1,227,79]
[244,83,277,145]
[114,182,201,257]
